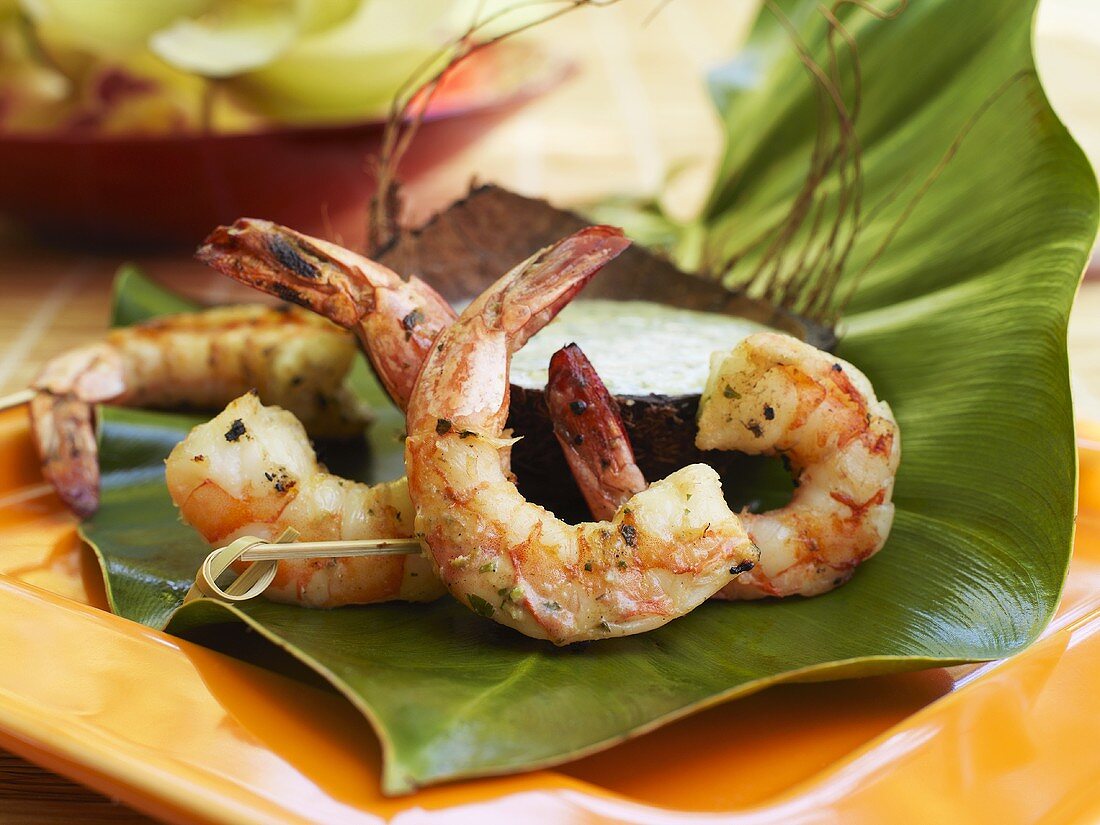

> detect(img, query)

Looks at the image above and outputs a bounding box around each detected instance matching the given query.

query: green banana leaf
[79,0,1098,796]
[110,263,199,327]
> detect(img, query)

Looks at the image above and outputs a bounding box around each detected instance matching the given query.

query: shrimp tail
[29,343,127,518]
[546,343,647,521]
[197,218,457,410]
[197,218,377,327]
[490,226,632,353]
[29,393,100,517]
[411,226,631,436]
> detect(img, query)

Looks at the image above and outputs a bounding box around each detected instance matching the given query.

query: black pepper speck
[620,523,637,547]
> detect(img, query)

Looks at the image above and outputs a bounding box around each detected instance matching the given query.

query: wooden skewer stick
[239,537,423,562]
[184,529,424,606]
[0,389,34,412]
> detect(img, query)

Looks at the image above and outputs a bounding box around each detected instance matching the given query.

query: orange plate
[2,403,1100,824]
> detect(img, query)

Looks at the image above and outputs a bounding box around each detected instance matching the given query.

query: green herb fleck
[479,561,497,573]
[543,601,561,611]
[468,594,494,617]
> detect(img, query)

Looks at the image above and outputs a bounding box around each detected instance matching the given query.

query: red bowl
[0,44,568,250]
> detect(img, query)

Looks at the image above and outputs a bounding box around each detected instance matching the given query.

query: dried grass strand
[367,0,623,254]
[714,1,909,325]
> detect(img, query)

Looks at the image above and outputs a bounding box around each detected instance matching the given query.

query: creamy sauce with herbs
[511,299,770,396]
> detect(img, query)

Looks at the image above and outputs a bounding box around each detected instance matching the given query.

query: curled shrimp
[197,218,457,410]
[404,227,758,645]
[698,333,900,598]
[31,304,370,517]
[166,392,443,607]
[546,331,901,599]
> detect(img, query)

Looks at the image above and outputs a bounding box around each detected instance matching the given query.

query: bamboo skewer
[184,528,423,606]
[239,537,423,562]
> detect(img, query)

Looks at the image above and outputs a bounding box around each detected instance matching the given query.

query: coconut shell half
[378,185,836,517]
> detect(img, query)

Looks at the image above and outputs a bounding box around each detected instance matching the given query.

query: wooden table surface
[1,1,1098,822]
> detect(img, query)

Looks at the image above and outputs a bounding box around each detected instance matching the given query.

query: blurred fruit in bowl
[3,0,359,133]
[0,42,566,248]
[0,1,569,247]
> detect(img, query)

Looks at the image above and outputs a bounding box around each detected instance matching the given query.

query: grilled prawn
[31,304,369,517]
[403,227,758,644]
[165,392,443,607]
[545,333,900,599]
